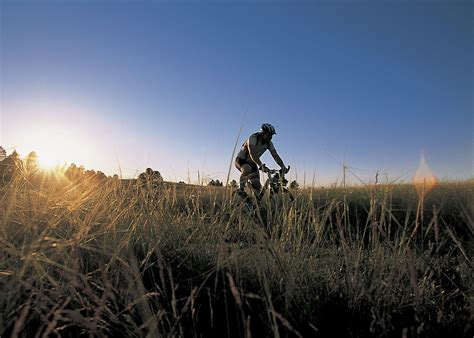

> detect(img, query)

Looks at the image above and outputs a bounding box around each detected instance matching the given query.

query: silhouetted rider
[235,123,286,196]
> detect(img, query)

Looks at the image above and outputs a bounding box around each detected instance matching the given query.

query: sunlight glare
[37,143,68,169]
[15,122,99,173]
[412,153,438,198]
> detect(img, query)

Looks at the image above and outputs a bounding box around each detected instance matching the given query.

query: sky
[1,0,472,186]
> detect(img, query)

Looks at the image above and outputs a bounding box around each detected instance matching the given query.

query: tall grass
[0,172,472,337]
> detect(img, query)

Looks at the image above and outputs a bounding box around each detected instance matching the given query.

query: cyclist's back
[237,132,275,162]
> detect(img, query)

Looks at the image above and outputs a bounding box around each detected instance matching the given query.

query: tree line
[0,146,109,183]
[0,146,299,189]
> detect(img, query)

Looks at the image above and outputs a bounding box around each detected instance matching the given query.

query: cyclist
[235,123,287,197]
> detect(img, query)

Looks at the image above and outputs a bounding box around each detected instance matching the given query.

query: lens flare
[412,154,438,198]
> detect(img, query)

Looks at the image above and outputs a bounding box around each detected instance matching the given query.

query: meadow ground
[0,174,472,337]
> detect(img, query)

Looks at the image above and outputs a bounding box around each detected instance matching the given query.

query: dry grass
[0,172,472,337]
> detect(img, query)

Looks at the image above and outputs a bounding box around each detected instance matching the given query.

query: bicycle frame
[232,166,293,227]
[258,166,291,200]
[235,166,292,204]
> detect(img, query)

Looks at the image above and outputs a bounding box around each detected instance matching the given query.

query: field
[0,173,472,337]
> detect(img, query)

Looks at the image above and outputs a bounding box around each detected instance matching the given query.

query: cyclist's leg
[239,164,255,191]
[235,157,252,193]
[236,157,261,197]
[248,171,262,198]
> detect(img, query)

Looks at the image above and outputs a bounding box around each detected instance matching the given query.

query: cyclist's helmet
[261,123,276,135]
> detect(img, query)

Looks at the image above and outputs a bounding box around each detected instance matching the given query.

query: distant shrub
[138,168,164,188]
[0,146,6,162]
[0,150,21,182]
[208,179,223,187]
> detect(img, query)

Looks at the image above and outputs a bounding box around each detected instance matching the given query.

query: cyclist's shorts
[235,157,258,173]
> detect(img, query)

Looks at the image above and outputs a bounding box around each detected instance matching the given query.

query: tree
[0,147,7,180]
[94,171,107,181]
[289,180,299,189]
[85,169,97,178]
[0,150,21,181]
[25,151,39,174]
[65,163,85,181]
[208,179,223,187]
[228,179,238,189]
[151,170,163,183]
[138,168,164,189]
[0,146,6,162]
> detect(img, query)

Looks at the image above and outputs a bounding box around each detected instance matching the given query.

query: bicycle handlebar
[262,165,290,175]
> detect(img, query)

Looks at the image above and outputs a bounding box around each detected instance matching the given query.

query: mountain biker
[235,123,287,197]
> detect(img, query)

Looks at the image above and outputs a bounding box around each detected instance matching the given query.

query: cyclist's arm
[248,135,264,168]
[269,142,285,169]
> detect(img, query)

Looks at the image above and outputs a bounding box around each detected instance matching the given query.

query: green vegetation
[0,160,472,337]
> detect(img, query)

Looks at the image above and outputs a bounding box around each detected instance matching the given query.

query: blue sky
[1,0,472,185]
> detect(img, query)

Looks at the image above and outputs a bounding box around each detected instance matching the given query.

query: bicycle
[259,165,294,202]
[231,165,294,224]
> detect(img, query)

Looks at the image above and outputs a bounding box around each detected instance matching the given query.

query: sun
[5,99,107,174]
[36,143,69,170]
[15,123,98,172]
[30,130,76,170]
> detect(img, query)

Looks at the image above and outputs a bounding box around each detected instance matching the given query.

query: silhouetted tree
[64,164,107,184]
[95,171,107,181]
[228,179,238,189]
[23,151,40,183]
[0,146,6,162]
[138,168,164,189]
[65,163,85,181]
[0,148,7,181]
[208,179,223,187]
[0,150,21,181]
[25,151,39,173]
[85,169,96,179]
